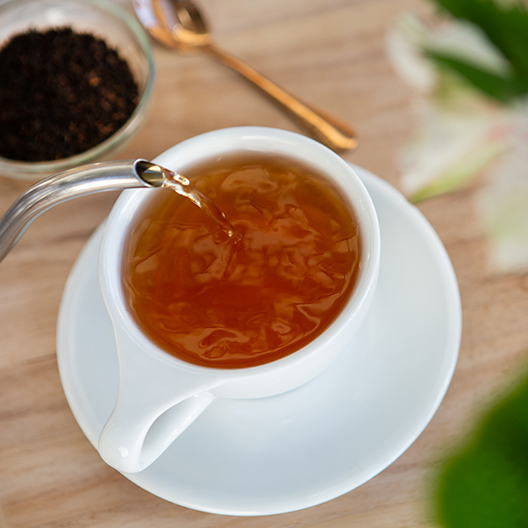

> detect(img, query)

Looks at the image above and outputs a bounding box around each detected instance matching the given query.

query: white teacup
[97,127,380,473]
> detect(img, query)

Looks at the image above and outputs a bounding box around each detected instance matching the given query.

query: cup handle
[98,331,222,473]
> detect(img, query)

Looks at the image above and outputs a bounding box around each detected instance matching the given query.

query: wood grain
[1,0,527,526]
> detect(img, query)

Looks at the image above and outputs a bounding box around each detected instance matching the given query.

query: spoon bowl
[156,0,210,50]
[133,0,357,151]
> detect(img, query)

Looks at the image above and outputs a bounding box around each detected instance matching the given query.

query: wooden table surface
[1,0,528,526]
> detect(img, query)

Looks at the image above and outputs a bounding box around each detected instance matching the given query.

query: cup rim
[99,127,381,376]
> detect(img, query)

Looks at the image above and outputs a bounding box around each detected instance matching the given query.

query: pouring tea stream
[132,0,357,152]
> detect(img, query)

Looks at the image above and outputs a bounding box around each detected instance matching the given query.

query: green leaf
[430,0,528,82]
[436,370,528,528]
[426,51,528,103]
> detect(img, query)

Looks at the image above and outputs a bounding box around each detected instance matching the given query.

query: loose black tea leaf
[0,27,139,162]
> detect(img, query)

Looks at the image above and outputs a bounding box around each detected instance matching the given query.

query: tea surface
[123,154,361,368]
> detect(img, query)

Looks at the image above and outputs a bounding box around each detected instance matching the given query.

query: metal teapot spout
[0,159,170,263]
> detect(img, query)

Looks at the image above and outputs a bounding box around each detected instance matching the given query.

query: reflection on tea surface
[123,154,361,368]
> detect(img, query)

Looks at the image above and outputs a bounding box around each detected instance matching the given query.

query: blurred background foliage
[388,0,528,525]
[435,369,528,527]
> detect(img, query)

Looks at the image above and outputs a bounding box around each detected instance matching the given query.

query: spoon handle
[205,45,358,152]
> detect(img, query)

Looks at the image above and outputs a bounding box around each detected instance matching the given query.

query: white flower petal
[478,141,528,273]
[399,101,510,201]
[425,20,511,77]
[386,17,436,92]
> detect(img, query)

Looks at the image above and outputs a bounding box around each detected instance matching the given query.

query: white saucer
[56,164,461,516]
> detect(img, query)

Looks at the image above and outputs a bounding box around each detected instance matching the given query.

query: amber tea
[122,154,362,369]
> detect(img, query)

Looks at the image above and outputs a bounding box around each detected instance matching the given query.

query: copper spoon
[133,0,358,152]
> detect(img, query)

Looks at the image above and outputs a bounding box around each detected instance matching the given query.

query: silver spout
[136,160,169,187]
[0,159,169,264]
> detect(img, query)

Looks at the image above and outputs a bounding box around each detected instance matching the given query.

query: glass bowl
[0,0,154,180]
